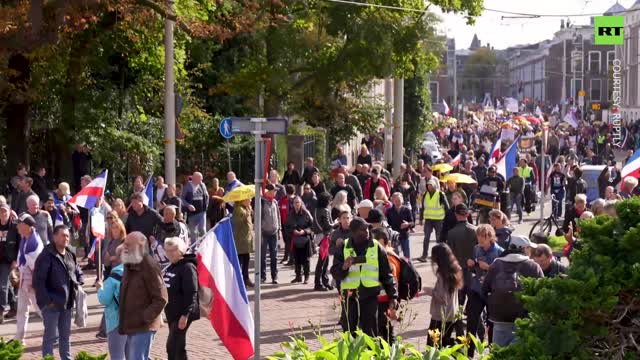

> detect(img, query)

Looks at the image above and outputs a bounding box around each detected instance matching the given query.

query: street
[2,207,549,359]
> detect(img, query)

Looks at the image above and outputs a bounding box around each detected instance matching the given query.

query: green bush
[493,198,640,359]
[267,330,489,360]
[0,339,23,360]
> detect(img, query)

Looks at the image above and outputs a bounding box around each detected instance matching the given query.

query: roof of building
[605,2,626,15]
[470,34,481,50]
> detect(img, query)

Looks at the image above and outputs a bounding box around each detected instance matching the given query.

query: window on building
[590,79,601,101]
[588,52,601,73]
[571,51,583,73]
[429,81,439,104]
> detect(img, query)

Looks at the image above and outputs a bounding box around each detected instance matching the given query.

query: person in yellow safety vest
[518,158,535,214]
[331,217,397,337]
[417,178,449,263]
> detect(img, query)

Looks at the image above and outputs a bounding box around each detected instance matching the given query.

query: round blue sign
[219,118,233,139]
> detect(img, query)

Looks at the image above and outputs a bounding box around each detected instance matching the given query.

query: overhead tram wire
[324,0,640,18]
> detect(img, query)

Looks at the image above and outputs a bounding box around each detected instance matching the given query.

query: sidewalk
[3,214,540,359]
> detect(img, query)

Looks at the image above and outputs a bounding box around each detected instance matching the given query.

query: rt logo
[595,16,624,45]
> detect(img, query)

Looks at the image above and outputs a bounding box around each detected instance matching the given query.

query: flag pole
[97,235,102,281]
[540,126,547,222]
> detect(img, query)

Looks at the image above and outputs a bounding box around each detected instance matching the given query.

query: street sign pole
[252,118,265,360]
[225,117,287,360]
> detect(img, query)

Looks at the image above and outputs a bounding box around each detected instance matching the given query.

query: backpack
[397,257,422,301]
[487,260,527,322]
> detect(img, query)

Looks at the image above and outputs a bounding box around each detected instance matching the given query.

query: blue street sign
[219,118,233,139]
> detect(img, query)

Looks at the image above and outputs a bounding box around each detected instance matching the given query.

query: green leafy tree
[461,47,497,102]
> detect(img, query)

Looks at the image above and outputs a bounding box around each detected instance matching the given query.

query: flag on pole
[68,170,108,209]
[197,218,254,360]
[17,216,44,271]
[450,153,461,168]
[141,175,154,208]
[88,211,106,261]
[621,148,640,181]
[488,138,502,166]
[496,138,519,180]
[54,208,64,227]
[442,99,451,116]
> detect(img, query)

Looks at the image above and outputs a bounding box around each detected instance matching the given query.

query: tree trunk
[3,54,32,175]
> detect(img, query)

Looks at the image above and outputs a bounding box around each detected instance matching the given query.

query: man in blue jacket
[33,225,84,360]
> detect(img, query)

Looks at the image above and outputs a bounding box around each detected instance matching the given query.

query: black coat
[163,254,200,323]
[33,245,84,310]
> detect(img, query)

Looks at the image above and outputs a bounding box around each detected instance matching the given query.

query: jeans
[125,331,156,360]
[314,255,330,287]
[294,247,310,278]
[167,320,193,360]
[377,301,394,344]
[524,184,533,213]
[399,236,410,259]
[16,282,39,343]
[509,192,523,221]
[342,295,378,337]
[238,254,250,282]
[261,233,278,281]
[108,329,127,360]
[465,291,487,357]
[0,263,11,307]
[42,307,73,360]
[422,220,443,258]
[551,188,564,218]
[187,212,206,243]
[492,321,516,347]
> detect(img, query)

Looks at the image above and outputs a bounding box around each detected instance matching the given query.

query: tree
[461,47,497,102]
[493,198,640,359]
[0,0,260,181]
[217,0,482,141]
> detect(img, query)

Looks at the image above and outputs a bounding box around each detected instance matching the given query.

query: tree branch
[134,0,193,36]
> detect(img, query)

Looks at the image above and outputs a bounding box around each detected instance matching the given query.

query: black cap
[366,208,384,224]
[349,217,370,231]
[454,203,469,215]
[18,213,36,227]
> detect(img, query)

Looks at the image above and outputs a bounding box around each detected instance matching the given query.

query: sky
[438,0,635,50]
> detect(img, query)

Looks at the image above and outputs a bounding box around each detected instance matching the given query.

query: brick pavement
[2,215,540,359]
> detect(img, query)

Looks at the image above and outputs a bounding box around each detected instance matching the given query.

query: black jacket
[0,220,19,264]
[33,245,84,310]
[447,221,478,266]
[282,170,302,186]
[163,254,200,323]
[31,174,49,202]
[125,205,163,239]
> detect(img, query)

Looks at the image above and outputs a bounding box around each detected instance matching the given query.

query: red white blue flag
[197,217,254,360]
[488,138,502,166]
[622,148,640,182]
[450,153,461,168]
[442,99,451,116]
[68,170,108,209]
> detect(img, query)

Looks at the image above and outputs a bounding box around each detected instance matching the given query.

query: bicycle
[528,195,562,239]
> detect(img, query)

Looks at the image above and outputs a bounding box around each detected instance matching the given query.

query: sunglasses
[106,217,114,221]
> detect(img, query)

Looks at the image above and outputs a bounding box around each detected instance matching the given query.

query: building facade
[507,14,615,119]
[616,0,640,123]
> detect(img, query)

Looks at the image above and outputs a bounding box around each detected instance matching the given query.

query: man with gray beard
[118,232,167,360]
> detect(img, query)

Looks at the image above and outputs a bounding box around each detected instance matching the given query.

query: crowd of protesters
[0,104,637,359]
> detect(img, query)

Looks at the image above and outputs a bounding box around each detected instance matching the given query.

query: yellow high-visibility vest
[423,191,445,220]
[341,240,381,290]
